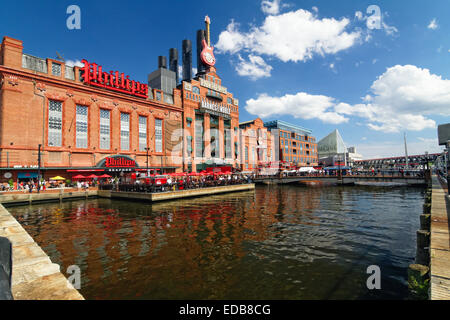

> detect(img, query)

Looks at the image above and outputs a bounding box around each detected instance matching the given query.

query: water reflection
[9,184,423,300]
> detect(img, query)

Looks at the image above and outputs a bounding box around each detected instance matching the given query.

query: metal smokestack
[169,48,179,84]
[182,39,192,81]
[158,56,167,69]
[196,29,206,75]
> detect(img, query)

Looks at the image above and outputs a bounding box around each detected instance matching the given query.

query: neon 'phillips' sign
[81,60,149,98]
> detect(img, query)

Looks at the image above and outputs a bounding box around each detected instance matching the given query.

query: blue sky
[1,0,448,158]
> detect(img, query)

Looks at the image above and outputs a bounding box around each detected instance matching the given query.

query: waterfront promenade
[430,175,450,300]
[254,172,428,186]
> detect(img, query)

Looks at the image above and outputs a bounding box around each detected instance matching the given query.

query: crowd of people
[101,173,253,193]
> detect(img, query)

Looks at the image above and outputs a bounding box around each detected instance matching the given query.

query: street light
[37,144,41,194]
[145,147,150,176]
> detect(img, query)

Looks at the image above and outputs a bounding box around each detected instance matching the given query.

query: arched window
[192,86,200,94]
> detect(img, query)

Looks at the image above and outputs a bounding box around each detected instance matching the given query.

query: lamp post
[145,147,150,176]
[37,144,41,194]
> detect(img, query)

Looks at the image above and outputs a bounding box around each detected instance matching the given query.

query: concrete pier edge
[0,203,84,300]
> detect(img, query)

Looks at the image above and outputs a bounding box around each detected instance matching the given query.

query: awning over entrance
[18,172,38,179]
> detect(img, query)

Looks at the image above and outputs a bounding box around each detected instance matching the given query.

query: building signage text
[199,78,227,94]
[81,60,149,99]
[200,101,231,118]
[104,157,136,168]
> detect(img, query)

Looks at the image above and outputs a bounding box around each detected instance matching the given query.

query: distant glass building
[264,120,318,167]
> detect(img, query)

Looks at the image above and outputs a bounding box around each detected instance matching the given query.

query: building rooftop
[263,120,312,135]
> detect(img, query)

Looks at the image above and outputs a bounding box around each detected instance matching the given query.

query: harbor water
[7,184,424,299]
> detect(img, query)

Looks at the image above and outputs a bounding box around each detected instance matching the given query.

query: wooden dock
[430,175,450,300]
[98,183,255,203]
[0,203,84,300]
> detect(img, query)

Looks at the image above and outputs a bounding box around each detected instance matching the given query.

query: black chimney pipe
[196,29,206,75]
[158,56,167,69]
[182,39,192,81]
[169,48,179,84]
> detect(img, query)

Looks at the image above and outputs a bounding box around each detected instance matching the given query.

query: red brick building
[180,66,241,172]
[239,118,274,171]
[264,120,318,168]
[0,36,184,184]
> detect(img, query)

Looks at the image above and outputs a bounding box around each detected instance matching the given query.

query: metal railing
[255,169,428,180]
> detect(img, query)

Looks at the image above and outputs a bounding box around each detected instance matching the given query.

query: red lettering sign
[81,60,149,99]
[104,157,136,168]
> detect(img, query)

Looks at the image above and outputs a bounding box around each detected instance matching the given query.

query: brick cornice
[0,65,183,112]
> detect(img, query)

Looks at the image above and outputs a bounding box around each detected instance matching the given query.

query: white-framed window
[52,63,61,76]
[99,109,110,150]
[76,105,88,149]
[48,100,62,147]
[139,116,147,152]
[120,113,130,150]
[155,119,163,153]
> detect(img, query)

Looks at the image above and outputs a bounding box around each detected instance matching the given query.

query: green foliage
[408,276,430,300]
[8,179,13,187]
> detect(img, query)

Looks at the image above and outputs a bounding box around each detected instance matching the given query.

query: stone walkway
[430,176,450,300]
[0,204,84,300]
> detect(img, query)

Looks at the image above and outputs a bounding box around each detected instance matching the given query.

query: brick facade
[0,36,183,182]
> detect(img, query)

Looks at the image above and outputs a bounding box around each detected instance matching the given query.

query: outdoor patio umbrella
[72,175,87,180]
[99,174,112,178]
[86,174,99,179]
[49,176,65,181]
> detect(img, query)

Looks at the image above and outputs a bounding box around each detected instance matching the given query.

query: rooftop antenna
[56,51,65,62]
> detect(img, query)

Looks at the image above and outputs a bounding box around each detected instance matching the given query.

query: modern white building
[317,130,363,167]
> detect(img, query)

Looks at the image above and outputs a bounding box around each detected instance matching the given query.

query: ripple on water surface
[8,184,423,299]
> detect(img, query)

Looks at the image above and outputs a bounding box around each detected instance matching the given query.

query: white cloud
[245,92,349,124]
[312,6,318,13]
[215,20,247,54]
[372,58,378,64]
[428,18,438,30]
[216,9,361,70]
[236,55,272,80]
[246,64,449,132]
[382,21,398,36]
[355,11,364,21]
[354,10,398,37]
[333,65,450,132]
[261,0,281,15]
[65,59,84,67]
